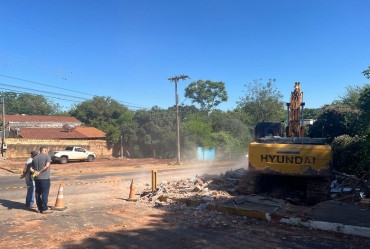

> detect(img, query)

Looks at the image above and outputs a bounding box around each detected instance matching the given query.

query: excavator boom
[286,82,305,137]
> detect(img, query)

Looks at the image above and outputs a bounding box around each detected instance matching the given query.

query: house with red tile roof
[1,114,105,140]
[4,114,82,128]
[0,115,111,159]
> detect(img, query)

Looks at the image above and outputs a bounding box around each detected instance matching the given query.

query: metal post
[151,170,158,192]
[286,103,290,137]
[120,134,123,158]
[301,104,305,127]
[1,97,5,159]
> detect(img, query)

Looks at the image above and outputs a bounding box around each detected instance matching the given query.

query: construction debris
[359,198,370,207]
[139,168,370,213]
[331,170,370,202]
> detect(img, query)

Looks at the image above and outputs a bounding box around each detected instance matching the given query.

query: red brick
[359,198,370,207]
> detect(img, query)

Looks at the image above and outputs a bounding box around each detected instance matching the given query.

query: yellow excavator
[239,82,332,204]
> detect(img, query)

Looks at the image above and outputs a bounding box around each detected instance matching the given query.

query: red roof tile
[3,115,81,123]
[17,127,105,139]
[75,127,106,138]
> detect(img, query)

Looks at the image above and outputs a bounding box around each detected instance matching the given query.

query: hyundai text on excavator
[238,82,332,204]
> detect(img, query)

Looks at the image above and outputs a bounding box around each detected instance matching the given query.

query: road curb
[178,198,370,238]
[266,213,370,238]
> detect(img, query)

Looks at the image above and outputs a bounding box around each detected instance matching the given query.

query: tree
[182,113,213,148]
[209,109,252,158]
[237,79,285,125]
[362,66,370,79]
[69,96,129,128]
[332,85,367,109]
[357,85,370,132]
[177,104,200,122]
[332,135,370,176]
[134,106,177,158]
[303,108,320,119]
[184,80,228,114]
[69,96,132,144]
[0,92,62,115]
[308,105,360,143]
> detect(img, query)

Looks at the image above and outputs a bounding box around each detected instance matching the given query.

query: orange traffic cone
[51,183,67,211]
[127,179,137,202]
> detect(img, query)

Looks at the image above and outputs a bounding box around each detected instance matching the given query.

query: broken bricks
[359,198,370,207]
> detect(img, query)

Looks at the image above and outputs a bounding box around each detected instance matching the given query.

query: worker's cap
[31,150,38,156]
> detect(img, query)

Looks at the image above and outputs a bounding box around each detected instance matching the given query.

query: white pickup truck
[49,146,96,164]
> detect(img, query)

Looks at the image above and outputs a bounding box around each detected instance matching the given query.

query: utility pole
[1,97,6,159]
[120,134,123,158]
[168,74,190,165]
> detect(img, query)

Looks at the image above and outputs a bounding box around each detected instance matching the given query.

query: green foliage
[303,108,320,119]
[52,110,70,116]
[134,106,177,158]
[308,105,360,143]
[103,124,121,144]
[237,79,285,125]
[69,96,130,127]
[358,85,370,132]
[121,119,138,144]
[177,105,201,121]
[209,109,252,151]
[332,85,367,109]
[69,96,132,144]
[0,91,62,115]
[184,80,228,113]
[133,145,144,158]
[332,135,370,176]
[182,114,213,147]
[309,82,370,176]
[211,131,245,156]
[362,66,370,79]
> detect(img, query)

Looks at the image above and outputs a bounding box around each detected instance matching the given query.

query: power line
[0,82,87,100]
[0,87,149,110]
[0,83,150,109]
[0,74,95,97]
[0,87,80,103]
[0,75,150,108]
[0,53,174,101]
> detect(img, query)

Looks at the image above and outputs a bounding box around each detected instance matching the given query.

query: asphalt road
[0,162,241,189]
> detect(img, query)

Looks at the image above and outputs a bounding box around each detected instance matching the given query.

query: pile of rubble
[139,169,247,205]
[139,168,370,209]
[330,170,370,206]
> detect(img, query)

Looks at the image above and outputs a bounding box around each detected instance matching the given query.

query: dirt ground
[1,158,370,248]
[1,182,370,249]
[0,157,204,174]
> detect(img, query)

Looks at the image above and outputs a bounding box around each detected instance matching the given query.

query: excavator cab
[253,122,285,141]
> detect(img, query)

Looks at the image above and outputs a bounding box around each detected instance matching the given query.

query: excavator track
[306,178,331,205]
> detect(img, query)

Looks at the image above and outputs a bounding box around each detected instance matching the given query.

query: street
[1,162,370,248]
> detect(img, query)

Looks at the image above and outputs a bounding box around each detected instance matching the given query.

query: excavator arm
[286,82,305,137]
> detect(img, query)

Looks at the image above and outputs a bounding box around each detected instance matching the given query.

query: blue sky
[0,1,369,111]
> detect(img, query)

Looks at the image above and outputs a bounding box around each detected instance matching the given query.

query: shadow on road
[60,209,370,249]
[0,199,25,210]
